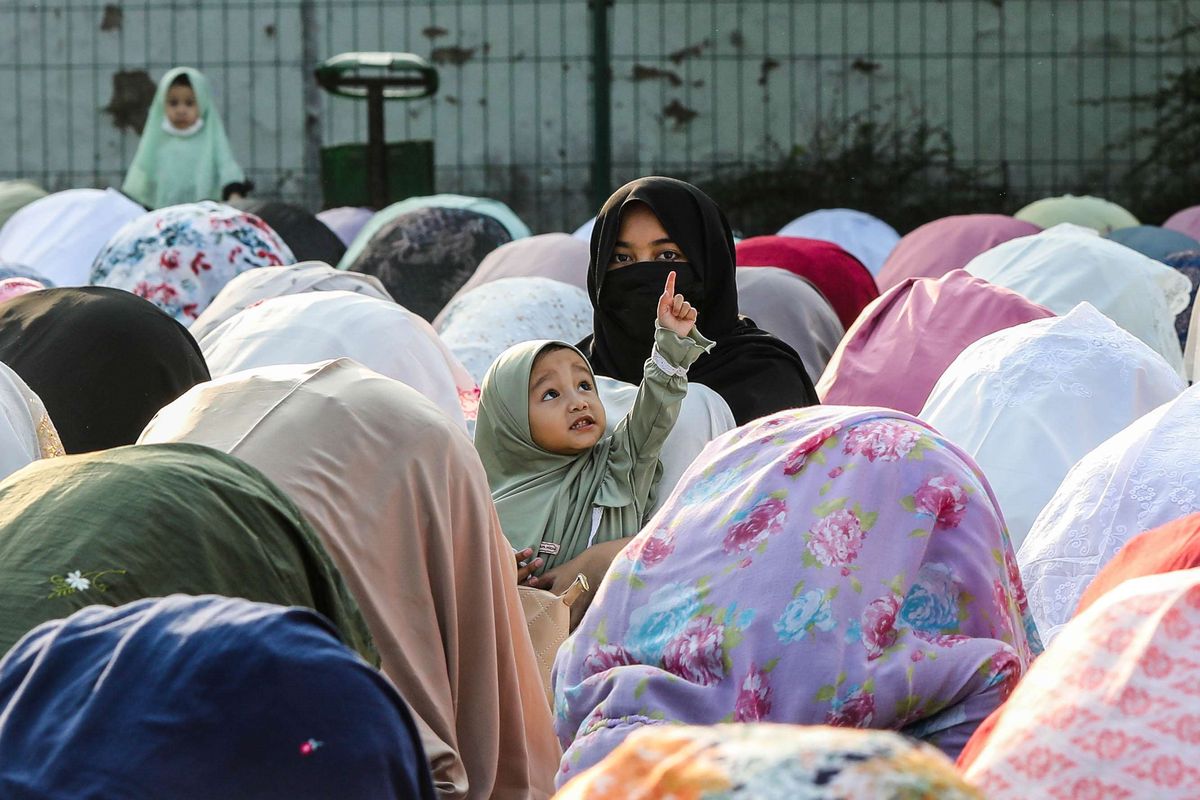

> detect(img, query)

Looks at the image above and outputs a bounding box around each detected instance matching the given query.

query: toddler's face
[165,84,200,130]
[528,347,606,455]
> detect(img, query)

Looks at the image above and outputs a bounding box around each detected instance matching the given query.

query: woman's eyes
[609,252,633,264]
[655,250,683,262]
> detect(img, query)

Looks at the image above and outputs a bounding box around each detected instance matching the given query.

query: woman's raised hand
[656,271,698,338]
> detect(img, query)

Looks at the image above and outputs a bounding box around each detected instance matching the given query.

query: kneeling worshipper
[1013,193,1139,234]
[0,361,63,479]
[554,724,982,800]
[0,443,371,659]
[1165,203,1200,240]
[198,290,471,431]
[734,266,845,384]
[1074,513,1200,616]
[875,214,1041,292]
[316,205,373,247]
[963,223,1189,374]
[581,177,818,426]
[0,188,145,287]
[188,261,393,341]
[230,198,347,265]
[776,207,900,276]
[736,234,879,333]
[921,304,1184,550]
[342,196,526,320]
[0,180,47,229]
[140,359,560,800]
[0,596,435,799]
[959,568,1200,799]
[1018,382,1200,644]
[435,276,593,385]
[552,406,1038,787]
[818,269,1054,415]
[90,200,295,324]
[0,287,210,454]
[445,233,590,301]
[1106,224,1200,263]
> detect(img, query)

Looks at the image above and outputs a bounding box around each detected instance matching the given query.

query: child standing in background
[122,67,251,209]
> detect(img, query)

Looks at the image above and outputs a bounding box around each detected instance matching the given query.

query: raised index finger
[663,270,676,300]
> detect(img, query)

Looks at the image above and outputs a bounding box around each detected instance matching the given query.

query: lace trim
[651,346,689,378]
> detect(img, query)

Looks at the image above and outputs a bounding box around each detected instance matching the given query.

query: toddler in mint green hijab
[475,270,711,600]
[122,67,250,209]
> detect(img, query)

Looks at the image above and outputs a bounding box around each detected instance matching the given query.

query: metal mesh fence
[0,0,1193,233]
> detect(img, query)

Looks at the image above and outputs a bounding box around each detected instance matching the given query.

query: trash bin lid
[314,52,438,100]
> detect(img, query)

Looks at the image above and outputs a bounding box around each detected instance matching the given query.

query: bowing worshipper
[0,188,145,287]
[735,234,879,332]
[230,197,347,265]
[0,442,372,660]
[345,206,515,321]
[339,193,530,269]
[776,207,900,276]
[0,287,209,454]
[197,290,471,430]
[188,261,393,341]
[90,200,295,325]
[818,269,1054,415]
[962,223,1190,374]
[316,205,373,247]
[1013,193,1139,234]
[875,214,1040,292]
[0,277,45,305]
[1074,513,1200,616]
[581,177,818,426]
[554,724,982,800]
[1164,203,1200,239]
[553,406,1038,787]
[959,569,1200,799]
[921,304,1184,550]
[0,180,47,229]
[1105,224,1199,263]
[0,596,435,799]
[443,232,590,303]
[733,266,845,384]
[140,359,560,800]
[475,271,710,622]
[435,277,593,385]
[122,67,251,209]
[0,361,62,480]
[1018,383,1200,644]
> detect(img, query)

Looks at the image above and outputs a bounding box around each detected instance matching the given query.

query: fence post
[589,0,613,213]
[300,0,323,210]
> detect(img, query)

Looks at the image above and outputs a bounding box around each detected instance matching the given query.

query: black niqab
[582,176,819,425]
[0,287,211,453]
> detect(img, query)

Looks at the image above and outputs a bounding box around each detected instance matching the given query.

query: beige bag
[518,574,590,705]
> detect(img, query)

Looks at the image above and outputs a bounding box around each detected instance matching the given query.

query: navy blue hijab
[0,595,435,800]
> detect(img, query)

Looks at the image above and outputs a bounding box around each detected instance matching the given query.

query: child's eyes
[579,381,592,391]
[540,389,559,401]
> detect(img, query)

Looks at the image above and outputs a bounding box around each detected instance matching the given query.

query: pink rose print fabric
[963,568,1200,800]
[90,201,295,324]
[552,406,1038,788]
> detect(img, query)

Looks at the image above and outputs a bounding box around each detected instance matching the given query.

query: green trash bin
[314,53,439,209]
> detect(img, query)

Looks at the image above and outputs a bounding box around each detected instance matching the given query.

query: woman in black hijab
[0,287,210,453]
[581,176,818,425]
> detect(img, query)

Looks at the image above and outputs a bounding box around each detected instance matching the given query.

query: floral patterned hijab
[90,201,294,324]
[555,724,982,800]
[552,406,1038,787]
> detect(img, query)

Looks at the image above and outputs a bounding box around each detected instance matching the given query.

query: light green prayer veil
[1014,194,1140,235]
[338,193,531,270]
[0,442,374,662]
[122,67,246,209]
[0,181,48,229]
[474,340,636,564]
